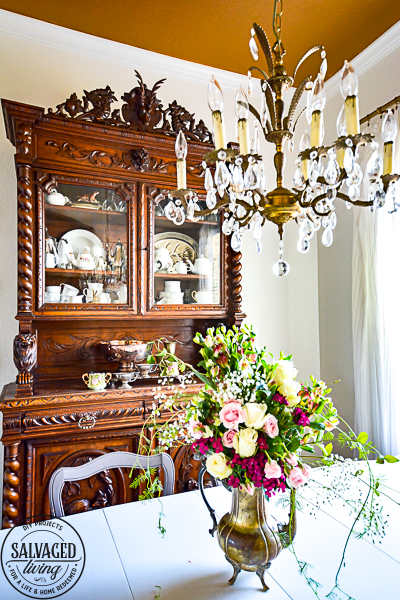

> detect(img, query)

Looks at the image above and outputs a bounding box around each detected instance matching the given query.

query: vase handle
[198,464,219,537]
[277,488,297,544]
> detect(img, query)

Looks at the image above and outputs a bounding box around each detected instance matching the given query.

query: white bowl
[62,283,79,296]
[164,281,181,292]
[45,285,61,294]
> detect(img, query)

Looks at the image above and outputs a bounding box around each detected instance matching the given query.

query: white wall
[0,8,320,390]
[319,22,400,430]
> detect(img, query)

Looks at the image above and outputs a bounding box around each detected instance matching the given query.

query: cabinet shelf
[154,272,201,280]
[45,204,126,218]
[155,215,219,227]
[46,267,108,276]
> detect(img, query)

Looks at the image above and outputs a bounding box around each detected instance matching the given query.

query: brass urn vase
[217,486,296,591]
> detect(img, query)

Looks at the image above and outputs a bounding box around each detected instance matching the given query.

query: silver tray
[154,232,199,264]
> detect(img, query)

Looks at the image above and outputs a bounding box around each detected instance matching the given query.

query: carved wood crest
[47,71,212,143]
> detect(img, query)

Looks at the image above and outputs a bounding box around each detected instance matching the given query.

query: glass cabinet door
[43,182,129,307]
[152,194,221,307]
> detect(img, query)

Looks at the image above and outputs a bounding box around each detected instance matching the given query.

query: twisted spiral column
[2,443,20,529]
[17,164,33,313]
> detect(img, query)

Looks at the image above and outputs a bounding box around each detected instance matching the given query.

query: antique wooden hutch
[0,73,244,528]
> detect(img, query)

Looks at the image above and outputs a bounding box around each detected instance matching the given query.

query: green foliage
[357,431,369,444]
[154,585,162,599]
[129,468,164,501]
[384,455,399,463]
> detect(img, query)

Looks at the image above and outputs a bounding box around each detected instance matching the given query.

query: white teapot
[69,246,98,270]
[154,247,176,272]
[45,189,69,206]
[187,254,212,276]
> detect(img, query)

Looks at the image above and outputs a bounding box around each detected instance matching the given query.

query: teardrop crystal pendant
[204,167,214,191]
[346,162,363,187]
[330,211,337,229]
[215,161,230,197]
[348,184,360,201]
[343,147,355,175]
[299,219,314,240]
[231,165,245,193]
[222,217,233,235]
[293,165,306,191]
[321,226,333,247]
[297,237,310,254]
[164,200,177,221]
[289,138,294,154]
[253,220,262,242]
[206,189,217,209]
[236,203,247,219]
[260,92,268,128]
[249,35,259,61]
[320,57,328,80]
[247,71,253,97]
[367,149,383,178]
[187,199,195,220]
[244,164,258,188]
[273,260,290,276]
[173,206,185,225]
[309,160,320,187]
[231,230,243,252]
[346,201,352,209]
[324,156,341,185]
[256,240,262,254]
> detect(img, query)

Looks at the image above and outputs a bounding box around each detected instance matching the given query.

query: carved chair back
[49,451,175,517]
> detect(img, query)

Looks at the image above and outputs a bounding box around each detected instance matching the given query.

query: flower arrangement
[186,325,338,497]
[141,324,398,600]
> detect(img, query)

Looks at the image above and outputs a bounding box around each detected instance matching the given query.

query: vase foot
[225,556,241,585]
[256,563,271,592]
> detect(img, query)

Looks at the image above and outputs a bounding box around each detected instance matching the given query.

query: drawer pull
[78,414,96,429]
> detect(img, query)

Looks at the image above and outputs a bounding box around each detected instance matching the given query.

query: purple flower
[292,407,310,427]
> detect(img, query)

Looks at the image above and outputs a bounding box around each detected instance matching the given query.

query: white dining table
[1,461,399,600]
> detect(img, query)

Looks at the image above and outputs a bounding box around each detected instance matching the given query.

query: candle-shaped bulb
[340,60,358,99]
[235,86,249,119]
[382,110,398,143]
[208,75,224,112]
[175,130,187,159]
[311,74,326,112]
[299,130,311,151]
[336,105,347,137]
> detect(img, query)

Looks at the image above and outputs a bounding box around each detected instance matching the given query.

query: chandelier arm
[292,45,324,84]
[248,103,270,137]
[264,80,277,130]
[253,23,274,75]
[292,107,306,133]
[249,66,271,83]
[335,191,372,208]
[286,76,312,131]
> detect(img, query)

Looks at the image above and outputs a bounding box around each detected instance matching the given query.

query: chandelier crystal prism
[165,0,400,275]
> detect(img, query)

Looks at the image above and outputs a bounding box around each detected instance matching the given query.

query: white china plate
[154,232,198,264]
[61,229,103,253]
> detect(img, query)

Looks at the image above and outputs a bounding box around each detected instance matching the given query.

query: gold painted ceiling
[0,0,399,81]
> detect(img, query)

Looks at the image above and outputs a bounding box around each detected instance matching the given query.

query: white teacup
[45,292,60,303]
[71,295,84,303]
[46,285,61,294]
[99,292,111,303]
[45,253,58,269]
[83,289,94,301]
[174,261,187,274]
[62,283,79,296]
[192,289,213,304]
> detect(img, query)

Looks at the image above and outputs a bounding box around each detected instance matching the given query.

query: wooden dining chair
[49,451,175,517]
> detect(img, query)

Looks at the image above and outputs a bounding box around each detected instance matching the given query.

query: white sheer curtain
[352,114,400,456]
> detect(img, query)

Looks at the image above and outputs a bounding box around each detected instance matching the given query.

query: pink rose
[264,460,282,479]
[263,414,279,438]
[288,466,309,488]
[224,396,243,405]
[219,402,245,429]
[222,428,238,448]
[286,453,298,467]
[301,463,312,478]
[188,417,204,439]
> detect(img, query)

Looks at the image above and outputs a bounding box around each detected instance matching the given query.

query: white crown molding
[325,20,400,100]
[0,8,254,93]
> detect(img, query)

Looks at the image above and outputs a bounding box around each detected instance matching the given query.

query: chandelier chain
[273,0,283,49]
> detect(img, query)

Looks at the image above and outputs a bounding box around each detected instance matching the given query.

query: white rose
[233,428,258,457]
[206,452,232,480]
[278,379,301,407]
[274,360,298,387]
[243,403,268,429]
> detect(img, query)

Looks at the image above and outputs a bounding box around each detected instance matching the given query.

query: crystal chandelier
[164,0,400,275]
